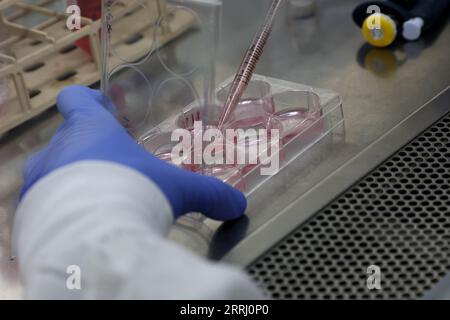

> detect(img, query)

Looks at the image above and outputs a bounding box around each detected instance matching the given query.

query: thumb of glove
[151,166,247,220]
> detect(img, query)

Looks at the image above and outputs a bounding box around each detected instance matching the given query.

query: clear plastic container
[0,78,9,110]
[101,1,344,196]
[212,75,343,195]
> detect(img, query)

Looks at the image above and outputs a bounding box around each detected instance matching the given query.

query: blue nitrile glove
[21,85,247,220]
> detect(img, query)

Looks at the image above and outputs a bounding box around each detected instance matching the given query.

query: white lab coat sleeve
[12,161,264,300]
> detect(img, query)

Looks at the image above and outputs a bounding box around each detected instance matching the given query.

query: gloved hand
[21,85,246,220]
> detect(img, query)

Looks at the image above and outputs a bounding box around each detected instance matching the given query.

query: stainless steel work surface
[0,0,449,299]
[246,89,450,299]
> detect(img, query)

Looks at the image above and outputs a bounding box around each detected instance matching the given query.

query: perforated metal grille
[248,113,450,300]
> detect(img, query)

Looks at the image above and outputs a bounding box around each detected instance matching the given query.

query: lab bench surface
[0,0,449,299]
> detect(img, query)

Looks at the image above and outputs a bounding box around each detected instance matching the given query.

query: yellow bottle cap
[362,13,397,48]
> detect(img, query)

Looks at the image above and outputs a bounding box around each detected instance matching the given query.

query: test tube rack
[0,0,194,135]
